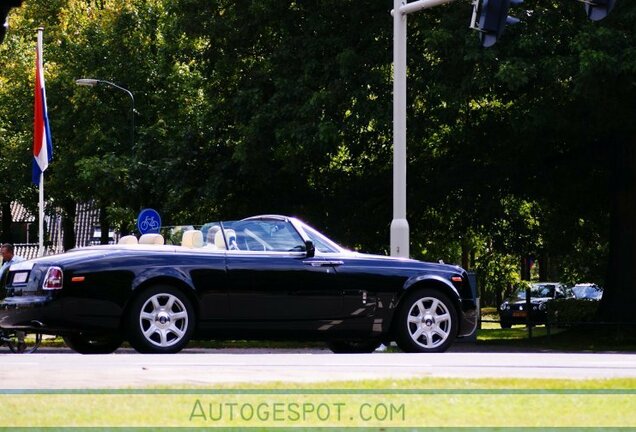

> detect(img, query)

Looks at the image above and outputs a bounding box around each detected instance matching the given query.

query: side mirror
[305,240,315,258]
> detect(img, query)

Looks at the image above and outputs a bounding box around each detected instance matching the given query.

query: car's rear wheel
[395,288,457,353]
[63,333,122,354]
[127,285,194,354]
[327,340,381,353]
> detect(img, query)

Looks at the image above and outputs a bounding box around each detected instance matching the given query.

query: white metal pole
[390,0,456,258]
[391,0,410,258]
[37,28,45,257]
[38,172,44,256]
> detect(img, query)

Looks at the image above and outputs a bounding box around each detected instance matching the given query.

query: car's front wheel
[127,285,195,354]
[395,288,457,353]
[63,333,122,354]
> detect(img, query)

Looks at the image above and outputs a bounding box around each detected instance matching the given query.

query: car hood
[340,251,464,273]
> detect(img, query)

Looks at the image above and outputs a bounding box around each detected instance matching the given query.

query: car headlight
[500,303,509,311]
[539,303,547,311]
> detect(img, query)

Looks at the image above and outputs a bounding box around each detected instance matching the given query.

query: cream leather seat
[181,230,204,248]
[139,233,164,245]
[118,235,138,245]
[214,230,227,250]
[215,229,238,250]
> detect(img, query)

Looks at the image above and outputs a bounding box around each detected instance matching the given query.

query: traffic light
[471,0,523,48]
[0,0,24,44]
[585,0,616,21]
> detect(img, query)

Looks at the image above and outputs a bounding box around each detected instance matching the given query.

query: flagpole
[38,171,44,256]
[37,27,44,257]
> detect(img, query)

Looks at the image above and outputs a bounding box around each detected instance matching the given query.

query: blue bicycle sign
[137,208,161,234]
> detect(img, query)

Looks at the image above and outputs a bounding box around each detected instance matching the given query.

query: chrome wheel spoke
[411,326,424,341]
[143,324,158,339]
[170,326,185,338]
[165,296,176,311]
[172,311,188,321]
[414,299,426,314]
[140,311,155,321]
[436,312,451,323]
[428,299,440,314]
[151,297,161,312]
[408,314,421,324]
[422,329,434,347]
[432,326,449,339]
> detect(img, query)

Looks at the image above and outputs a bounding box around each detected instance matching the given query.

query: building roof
[10,202,35,223]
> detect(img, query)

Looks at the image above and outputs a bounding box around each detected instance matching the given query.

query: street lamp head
[75,78,99,87]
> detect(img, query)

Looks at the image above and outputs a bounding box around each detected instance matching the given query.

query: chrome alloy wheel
[406,296,452,349]
[139,293,189,348]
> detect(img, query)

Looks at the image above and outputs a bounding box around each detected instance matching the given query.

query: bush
[547,299,599,326]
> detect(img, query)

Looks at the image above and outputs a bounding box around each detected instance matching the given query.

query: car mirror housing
[305,240,315,258]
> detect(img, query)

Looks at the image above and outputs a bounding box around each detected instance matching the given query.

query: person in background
[0,243,25,278]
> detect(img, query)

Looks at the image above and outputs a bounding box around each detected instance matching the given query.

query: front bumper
[499,309,547,325]
[459,300,479,337]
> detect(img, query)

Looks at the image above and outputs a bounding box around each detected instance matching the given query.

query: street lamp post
[75,78,135,149]
[75,78,136,245]
[390,0,455,258]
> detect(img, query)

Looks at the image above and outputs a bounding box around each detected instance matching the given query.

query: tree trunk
[99,205,110,245]
[61,202,76,251]
[598,136,636,323]
[520,257,531,281]
[461,238,470,270]
[539,254,549,281]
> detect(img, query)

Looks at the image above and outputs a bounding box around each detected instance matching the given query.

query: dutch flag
[32,32,53,185]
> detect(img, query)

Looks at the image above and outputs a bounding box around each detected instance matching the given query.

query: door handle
[303,260,344,267]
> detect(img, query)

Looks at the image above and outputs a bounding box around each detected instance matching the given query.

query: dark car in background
[0,215,478,354]
[499,282,572,328]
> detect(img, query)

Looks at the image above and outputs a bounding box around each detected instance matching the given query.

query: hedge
[546,299,600,326]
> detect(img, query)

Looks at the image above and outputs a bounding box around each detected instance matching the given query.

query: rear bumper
[0,295,59,331]
[0,295,120,335]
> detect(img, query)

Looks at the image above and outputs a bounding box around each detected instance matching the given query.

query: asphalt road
[2,346,636,388]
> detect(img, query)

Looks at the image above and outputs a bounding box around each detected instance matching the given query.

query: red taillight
[42,266,63,290]
[451,276,463,283]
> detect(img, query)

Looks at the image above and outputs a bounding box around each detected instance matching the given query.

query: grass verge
[1,377,635,428]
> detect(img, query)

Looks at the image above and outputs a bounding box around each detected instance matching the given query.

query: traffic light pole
[391,0,455,258]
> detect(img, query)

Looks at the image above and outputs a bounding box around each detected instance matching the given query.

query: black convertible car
[0,215,478,354]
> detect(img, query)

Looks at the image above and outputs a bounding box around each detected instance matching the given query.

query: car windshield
[515,284,557,299]
[295,222,344,253]
[220,219,305,252]
[572,285,603,300]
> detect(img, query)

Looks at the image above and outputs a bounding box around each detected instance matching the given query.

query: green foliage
[547,299,600,326]
[1,0,634,311]
[474,250,520,305]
